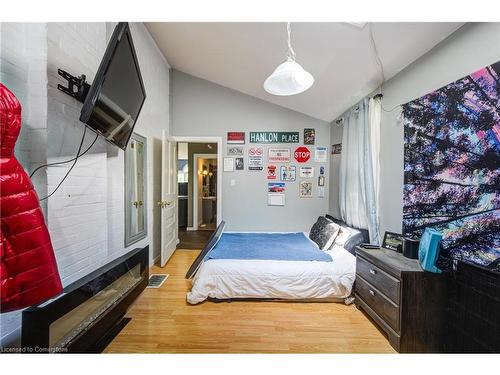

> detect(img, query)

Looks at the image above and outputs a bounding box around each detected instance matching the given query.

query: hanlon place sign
[249,132,299,144]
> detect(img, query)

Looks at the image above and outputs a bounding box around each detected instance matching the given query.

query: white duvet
[187,243,356,304]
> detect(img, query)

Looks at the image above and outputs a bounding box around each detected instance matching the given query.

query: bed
[185,218,368,304]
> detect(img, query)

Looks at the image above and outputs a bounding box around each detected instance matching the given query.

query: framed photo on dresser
[382,231,404,252]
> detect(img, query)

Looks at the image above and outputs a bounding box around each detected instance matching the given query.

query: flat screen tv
[80,22,146,150]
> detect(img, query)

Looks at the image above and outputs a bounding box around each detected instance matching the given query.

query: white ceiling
[146,22,464,122]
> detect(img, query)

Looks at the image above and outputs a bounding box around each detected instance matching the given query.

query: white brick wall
[46,23,109,288]
[0,22,170,347]
[47,153,108,284]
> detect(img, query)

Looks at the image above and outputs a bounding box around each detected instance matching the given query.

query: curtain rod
[334,93,383,125]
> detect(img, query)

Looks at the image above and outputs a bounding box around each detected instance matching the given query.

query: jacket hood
[0,83,22,157]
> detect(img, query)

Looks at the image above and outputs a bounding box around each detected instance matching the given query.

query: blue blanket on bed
[205,232,332,262]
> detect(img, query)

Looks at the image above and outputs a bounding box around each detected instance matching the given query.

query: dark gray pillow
[309,217,340,250]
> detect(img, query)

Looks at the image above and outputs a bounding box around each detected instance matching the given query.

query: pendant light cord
[286,22,296,61]
[369,23,402,113]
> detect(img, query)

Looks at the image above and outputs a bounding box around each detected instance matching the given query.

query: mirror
[125,133,147,247]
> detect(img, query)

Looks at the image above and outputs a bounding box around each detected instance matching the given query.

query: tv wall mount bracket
[57,69,91,103]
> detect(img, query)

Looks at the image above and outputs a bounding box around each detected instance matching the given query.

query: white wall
[0,22,170,347]
[329,22,500,237]
[172,70,331,232]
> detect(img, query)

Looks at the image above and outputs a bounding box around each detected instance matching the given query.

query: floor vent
[147,274,169,288]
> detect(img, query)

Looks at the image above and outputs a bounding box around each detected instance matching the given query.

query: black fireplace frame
[22,246,149,353]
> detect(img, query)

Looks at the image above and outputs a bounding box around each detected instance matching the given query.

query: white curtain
[369,96,381,243]
[339,97,381,244]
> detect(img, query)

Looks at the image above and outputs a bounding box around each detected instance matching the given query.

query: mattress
[187,242,356,304]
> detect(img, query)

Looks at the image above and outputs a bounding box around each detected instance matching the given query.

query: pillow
[309,217,341,250]
[331,226,368,254]
[325,214,344,225]
[334,227,354,247]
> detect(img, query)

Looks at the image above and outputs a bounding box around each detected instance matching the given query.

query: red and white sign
[267,165,277,179]
[294,146,311,163]
[268,148,291,163]
[248,147,263,171]
[249,147,263,156]
[227,132,245,144]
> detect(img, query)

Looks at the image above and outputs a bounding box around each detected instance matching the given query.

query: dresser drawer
[357,256,401,303]
[356,276,400,332]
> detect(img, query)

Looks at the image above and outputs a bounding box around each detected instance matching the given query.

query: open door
[160,130,178,267]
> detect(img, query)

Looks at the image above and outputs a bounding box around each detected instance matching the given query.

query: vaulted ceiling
[146,22,464,122]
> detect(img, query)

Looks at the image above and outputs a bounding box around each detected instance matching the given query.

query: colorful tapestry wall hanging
[402,61,500,269]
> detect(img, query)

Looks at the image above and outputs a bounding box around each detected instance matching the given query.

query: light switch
[230,179,236,186]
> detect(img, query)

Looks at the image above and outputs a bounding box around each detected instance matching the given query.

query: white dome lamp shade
[264,23,314,96]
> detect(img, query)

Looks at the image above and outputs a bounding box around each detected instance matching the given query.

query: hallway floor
[177,229,214,249]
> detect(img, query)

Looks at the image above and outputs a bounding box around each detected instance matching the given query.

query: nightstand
[354,246,447,353]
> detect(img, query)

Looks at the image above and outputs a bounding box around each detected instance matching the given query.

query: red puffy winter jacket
[0,83,62,313]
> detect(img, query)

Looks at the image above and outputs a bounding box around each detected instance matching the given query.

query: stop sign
[294,146,310,163]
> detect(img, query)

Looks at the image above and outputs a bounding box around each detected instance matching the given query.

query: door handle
[369,290,376,296]
[369,269,377,275]
[158,200,172,208]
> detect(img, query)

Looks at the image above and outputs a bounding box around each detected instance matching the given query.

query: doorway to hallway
[173,137,222,250]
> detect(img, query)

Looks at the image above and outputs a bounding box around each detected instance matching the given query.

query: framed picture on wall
[299,181,313,198]
[248,147,264,171]
[315,146,328,162]
[227,146,244,156]
[268,147,291,163]
[299,166,314,178]
[227,132,245,144]
[304,128,315,145]
[267,165,277,180]
[332,143,342,154]
[235,157,244,170]
[280,165,296,182]
[223,157,234,172]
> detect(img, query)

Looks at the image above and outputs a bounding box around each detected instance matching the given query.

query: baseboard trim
[186,227,197,231]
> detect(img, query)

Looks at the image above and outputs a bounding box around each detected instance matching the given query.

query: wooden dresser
[354,246,446,353]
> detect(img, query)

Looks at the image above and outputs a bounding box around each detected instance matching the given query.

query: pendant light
[264,22,314,96]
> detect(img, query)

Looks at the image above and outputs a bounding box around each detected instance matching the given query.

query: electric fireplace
[22,246,149,353]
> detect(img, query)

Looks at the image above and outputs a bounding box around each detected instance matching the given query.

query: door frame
[169,136,223,231]
[193,153,218,230]
[160,134,178,267]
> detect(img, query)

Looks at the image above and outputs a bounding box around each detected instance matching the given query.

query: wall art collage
[224,130,328,206]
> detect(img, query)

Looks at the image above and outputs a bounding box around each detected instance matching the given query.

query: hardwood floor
[105,250,396,353]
